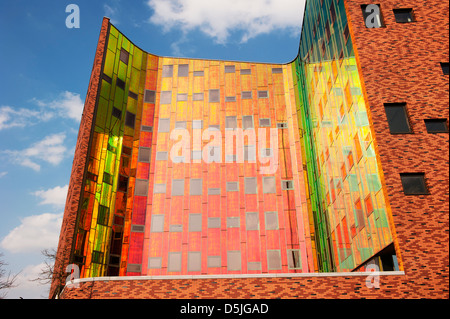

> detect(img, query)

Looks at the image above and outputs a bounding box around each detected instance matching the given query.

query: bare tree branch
[0,253,19,299]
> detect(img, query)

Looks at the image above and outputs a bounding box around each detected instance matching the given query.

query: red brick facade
[56,0,449,299]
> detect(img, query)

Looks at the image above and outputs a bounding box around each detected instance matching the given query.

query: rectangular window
[225,65,235,73]
[102,73,112,84]
[193,93,204,101]
[189,214,202,232]
[144,89,156,103]
[240,69,251,75]
[241,91,252,99]
[103,172,113,185]
[384,103,412,134]
[209,89,220,102]
[244,177,257,194]
[277,122,287,129]
[287,250,302,269]
[177,93,188,101]
[148,257,162,269]
[192,150,202,160]
[440,63,449,75]
[131,225,145,232]
[112,106,122,119]
[116,78,126,90]
[125,112,136,129]
[178,64,189,77]
[272,67,283,74]
[138,147,151,163]
[175,121,187,129]
[119,48,129,64]
[226,116,237,129]
[258,90,269,99]
[262,176,276,194]
[259,118,271,127]
[246,212,259,231]
[424,119,449,133]
[118,175,128,192]
[141,125,152,132]
[243,115,254,130]
[265,211,278,230]
[188,252,201,272]
[208,256,221,268]
[193,70,204,77]
[97,205,109,226]
[267,250,282,270]
[158,118,170,132]
[208,188,221,195]
[248,262,261,271]
[162,65,174,78]
[193,120,203,129]
[160,91,172,104]
[150,215,164,232]
[168,252,182,272]
[330,1,336,25]
[92,251,104,264]
[156,151,168,161]
[261,148,272,158]
[227,217,240,228]
[393,8,415,23]
[226,181,239,192]
[400,173,429,195]
[225,96,236,102]
[208,217,221,228]
[227,251,241,271]
[190,179,203,195]
[281,180,294,190]
[244,145,256,162]
[153,183,166,194]
[172,179,185,196]
[169,224,183,232]
[128,90,138,100]
[135,179,149,196]
[361,4,384,28]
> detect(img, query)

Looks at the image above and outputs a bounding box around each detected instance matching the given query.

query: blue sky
[0,0,305,298]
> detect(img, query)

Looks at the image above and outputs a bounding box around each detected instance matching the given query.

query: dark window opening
[112,107,122,119]
[102,73,112,84]
[92,251,104,264]
[384,103,412,134]
[330,1,336,25]
[441,62,449,75]
[118,175,129,193]
[225,65,235,73]
[424,119,448,133]
[119,48,129,64]
[178,64,189,77]
[144,90,156,103]
[393,8,415,23]
[281,180,294,190]
[272,67,283,74]
[162,65,173,78]
[122,145,132,156]
[209,89,220,103]
[97,205,109,226]
[125,111,136,129]
[116,78,126,90]
[400,173,429,195]
[128,90,138,100]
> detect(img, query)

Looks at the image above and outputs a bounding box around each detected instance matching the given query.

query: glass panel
[267,250,282,270]
[226,181,239,192]
[243,116,254,129]
[225,65,235,73]
[125,112,136,128]
[160,91,172,104]
[144,90,156,103]
[226,116,237,129]
[227,217,240,228]
[158,118,170,132]
[138,147,151,163]
[209,89,220,102]
[193,120,203,129]
[148,257,162,269]
[135,179,149,196]
[178,64,189,77]
[153,183,166,193]
[193,93,204,101]
[384,103,411,133]
[208,217,221,228]
[263,177,276,193]
[189,214,202,231]
[188,252,201,271]
[259,118,271,127]
[168,252,182,272]
[241,91,252,99]
[227,251,241,271]
[400,173,429,195]
[156,151,168,161]
[208,256,221,268]
[424,119,448,133]
[287,250,302,269]
[172,179,185,196]
[393,8,414,23]
[151,215,164,232]
[244,177,257,194]
[246,212,259,230]
[190,179,202,195]
[265,212,278,230]
[162,65,173,77]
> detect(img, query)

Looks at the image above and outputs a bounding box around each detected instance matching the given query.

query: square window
[208,188,221,195]
[112,107,122,119]
[209,89,220,102]
[265,211,278,230]
[287,250,302,269]
[193,70,204,77]
[226,181,239,192]
[400,173,429,195]
[116,78,125,90]
[226,116,237,129]
[225,65,235,73]
[240,69,251,75]
[244,177,257,194]
[178,64,189,77]
[158,118,170,132]
[244,145,256,162]
[193,120,203,129]
[144,90,156,103]
[227,251,241,271]
[153,183,166,194]
[138,147,151,163]
[190,178,203,195]
[150,215,164,232]
[424,119,448,133]
[168,252,182,272]
[172,179,185,196]
[208,217,221,228]
[189,214,202,232]
[262,177,276,194]
[440,63,449,75]
[242,91,252,99]
[384,103,412,134]
[246,212,259,230]
[281,180,294,190]
[160,91,172,104]
[393,8,415,23]
[208,256,221,268]
[258,90,269,98]
[162,65,173,78]
[119,48,129,64]
[243,116,254,130]
[148,257,162,269]
[135,179,149,196]
[125,112,136,129]
[156,151,168,161]
[188,252,201,272]
[177,93,188,101]
[193,93,204,101]
[259,118,271,127]
[267,250,282,270]
[361,4,384,28]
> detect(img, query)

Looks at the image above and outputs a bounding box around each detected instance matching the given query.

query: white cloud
[33,185,69,207]
[0,106,50,131]
[0,213,63,254]
[33,91,84,122]
[3,133,68,171]
[147,0,305,44]
[0,171,7,178]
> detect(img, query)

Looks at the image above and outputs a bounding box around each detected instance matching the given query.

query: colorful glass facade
[66,0,400,280]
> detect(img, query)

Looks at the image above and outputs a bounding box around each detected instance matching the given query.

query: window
[192,150,202,160]
[262,176,276,194]
[208,217,221,228]
[242,91,252,99]
[97,205,109,226]
[259,118,271,127]
[209,89,220,102]
[393,8,415,23]
[384,103,412,134]
[244,145,256,161]
[400,173,429,195]
[441,63,449,75]
[148,257,162,269]
[261,148,272,158]
[178,64,189,77]
[287,250,302,269]
[226,116,237,129]
[361,4,384,28]
[135,179,149,196]
[265,211,278,230]
[190,179,203,195]
[168,252,182,272]
[118,175,128,192]
[119,48,129,64]
[227,251,241,271]
[281,180,294,190]
[207,145,221,163]
[227,217,240,228]
[246,212,259,231]
[92,251,104,264]
[277,122,288,129]
[153,183,166,194]
[225,96,236,102]
[150,215,164,232]
[329,1,336,25]
[158,118,170,132]
[267,250,282,270]
[240,69,251,75]
[226,181,239,192]
[141,125,152,132]
[243,116,254,130]
[102,73,112,84]
[189,214,202,232]
[162,65,173,78]
[208,188,221,195]
[424,119,448,133]
[208,256,221,268]
[112,107,122,119]
[170,224,183,232]
[248,262,261,271]
[128,91,138,100]
[172,179,185,196]
[116,78,125,90]
[193,120,203,129]
[175,121,187,129]
[125,112,136,129]
[156,151,168,161]
[193,93,204,101]
[131,225,145,232]
[272,67,282,74]
[138,147,151,163]
[258,90,269,99]
[177,93,188,101]
[225,65,235,73]
[188,252,201,272]
[244,177,257,194]
[193,71,204,77]
[144,90,156,103]
[160,91,172,104]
